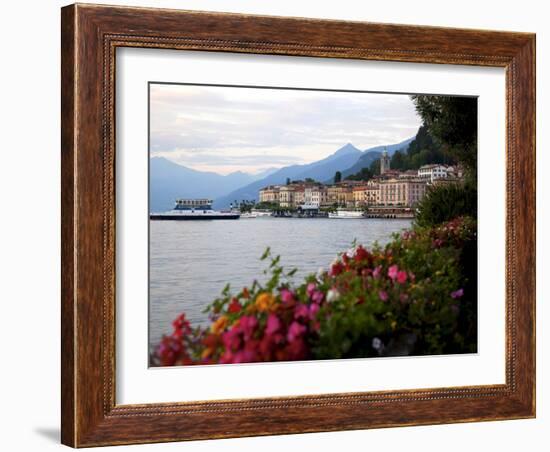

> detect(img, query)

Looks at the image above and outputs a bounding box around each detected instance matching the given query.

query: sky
[149,83,422,175]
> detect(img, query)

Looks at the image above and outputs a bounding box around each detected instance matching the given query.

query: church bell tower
[380,147,390,174]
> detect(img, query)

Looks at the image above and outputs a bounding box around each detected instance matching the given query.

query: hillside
[338,137,414,181]
[213,143,363,208]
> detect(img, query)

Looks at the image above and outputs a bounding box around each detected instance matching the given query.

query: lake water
[149,217,412,347]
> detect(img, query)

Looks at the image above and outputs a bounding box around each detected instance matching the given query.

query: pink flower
[388,265,399,281]
[309,303,320,318]
[294,304,310,320]
[379,290,389,302]
[265,313,281,335]
[451,288,464,299]
[306,282,317,298]
[280,288,295,305]
[222,328,241,351]
[287,321,306,342]
[396,270,408,284]
[239,315,258,340]
[372,265,382,279]
[312,290,324,304]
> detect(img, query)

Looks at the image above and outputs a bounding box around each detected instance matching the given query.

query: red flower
[329,261,344,276]
[228,298,242,313]
[354,245,369,263]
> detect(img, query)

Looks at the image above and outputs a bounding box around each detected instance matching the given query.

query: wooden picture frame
[61,3,535,447]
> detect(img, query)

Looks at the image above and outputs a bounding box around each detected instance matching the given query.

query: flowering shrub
[152,216,477,366]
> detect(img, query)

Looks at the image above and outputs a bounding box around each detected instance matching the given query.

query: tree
[411,95,477,176]
[334,171,342,183]
[391,150,407,170]
[286,177,291,186]
[345,167,373,181]
[415,182,477,228]
[369,158,381,176]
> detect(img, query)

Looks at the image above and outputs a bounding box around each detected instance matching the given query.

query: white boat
[150,199,240,220]
[240,212,258,219]
[250,209,272,217]
[328,209,364,219]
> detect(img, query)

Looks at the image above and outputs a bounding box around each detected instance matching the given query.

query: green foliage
[415,182,477,228]
[411,95,478,174]
[254,201,278,210]
[314,217,477,359]
[345,167,374,181]
[369,158,381,176]
[390,125,455,171]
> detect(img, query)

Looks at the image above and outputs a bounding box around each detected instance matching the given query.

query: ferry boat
[150,199,240,220]
[328,209,365,219]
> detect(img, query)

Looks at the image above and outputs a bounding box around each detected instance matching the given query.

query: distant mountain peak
[333,142,361,155]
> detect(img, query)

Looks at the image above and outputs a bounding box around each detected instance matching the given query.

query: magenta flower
[388,265,399,281]
[379,290,389,302]
[280,288,295,305]
[309,303,320,318]
[294,303,310,320]
[265,313,281,335]
[239,315,258,340]
[372,265,382,279]
[451,288,464,299]
[396,270,408,284]
[287,321,306,342]
[312,290,324,304]
[306,282,316,298]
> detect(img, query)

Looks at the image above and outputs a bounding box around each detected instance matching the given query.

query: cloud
[150,83,422,174]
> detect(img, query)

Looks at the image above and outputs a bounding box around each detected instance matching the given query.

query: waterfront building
[352,185,368,207]
[293,185,306,207]
[258,185,280,204]
[304,185,327,208]
[380,147,391,174]
[278,185,295,208]
[379,177,427,206]
[364,183,380,206]
[418,164,448,182]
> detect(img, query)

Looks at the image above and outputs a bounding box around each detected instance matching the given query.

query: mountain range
[149,137,414,211]
[338,137,414,180]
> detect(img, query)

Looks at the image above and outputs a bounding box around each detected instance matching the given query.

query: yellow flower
[201,348,213,359]
[211,315,228,334]
[255,292,276,312]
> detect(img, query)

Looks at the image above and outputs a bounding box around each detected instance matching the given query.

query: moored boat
[240,211,258,219]
[328,209,364,219]
[150,199,240,220]
[250,208,272,217]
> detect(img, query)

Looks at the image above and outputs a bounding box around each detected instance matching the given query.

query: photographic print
[149,83,478,366]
